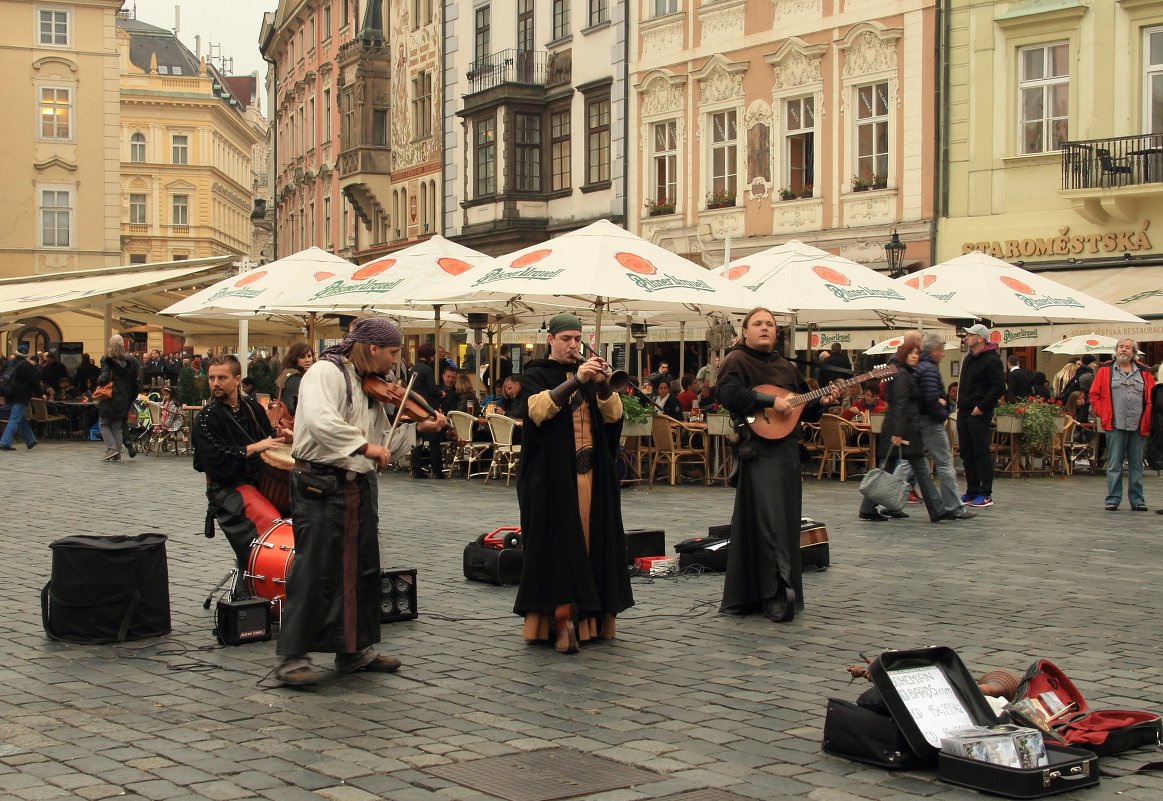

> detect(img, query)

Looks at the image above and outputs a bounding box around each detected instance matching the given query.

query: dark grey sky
[129,0,270,85]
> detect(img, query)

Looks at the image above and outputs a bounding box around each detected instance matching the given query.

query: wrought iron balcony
[1061,133,1163,190]
[467,49,548,94]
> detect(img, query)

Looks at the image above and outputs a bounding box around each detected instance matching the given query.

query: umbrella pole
[434,304,442,366]
[624,314,632,377]
[239,318,249,379]
[593,301,603,352]
[678,321,686,379]
[307,312,316,345]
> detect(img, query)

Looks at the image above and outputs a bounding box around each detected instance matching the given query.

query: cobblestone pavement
[4,439,1163,800]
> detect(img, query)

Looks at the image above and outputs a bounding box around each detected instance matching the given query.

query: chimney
[195,35,201,59]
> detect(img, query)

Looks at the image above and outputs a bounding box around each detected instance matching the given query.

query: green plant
[995,396,1063,454]
[779,186,797,200]
[801,183,814,197]
[621,393,655,424]
[644,196,676,216]
[705,188,737,209]
[851,175,870,191]
[872,173,888,188]
[177,365,202,406]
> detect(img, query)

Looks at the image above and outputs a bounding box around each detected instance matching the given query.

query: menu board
[887,666,977,748]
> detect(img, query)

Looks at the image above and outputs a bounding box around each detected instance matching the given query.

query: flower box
[621,419,653,437]
[647,206,675,217]
[995,414,1022,434]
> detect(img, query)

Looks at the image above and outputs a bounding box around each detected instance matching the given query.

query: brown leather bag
[266,399,293,432]
[91,382,113,402]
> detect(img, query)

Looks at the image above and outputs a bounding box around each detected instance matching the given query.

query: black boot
[410,446,427,478]
[762,587,796,623]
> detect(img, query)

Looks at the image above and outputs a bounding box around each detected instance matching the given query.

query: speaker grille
[380,568,418,623]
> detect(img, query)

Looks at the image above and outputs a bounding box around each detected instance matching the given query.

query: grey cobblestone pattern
[3,440,1162,800]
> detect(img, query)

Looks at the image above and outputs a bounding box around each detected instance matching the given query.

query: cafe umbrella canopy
[897,251,1146,325]
[723,240,972,326]
[414,219,775,347]
[1043,334,1123,355]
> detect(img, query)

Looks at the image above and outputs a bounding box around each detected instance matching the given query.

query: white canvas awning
[1046,266,1163,321]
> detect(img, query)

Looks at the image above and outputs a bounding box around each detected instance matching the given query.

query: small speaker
[215,597,272,645]
[380,568,418,623]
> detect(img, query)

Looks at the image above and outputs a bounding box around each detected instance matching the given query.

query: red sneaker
[907,490,922,504]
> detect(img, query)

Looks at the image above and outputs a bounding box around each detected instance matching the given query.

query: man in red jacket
[1089,338,1155,511]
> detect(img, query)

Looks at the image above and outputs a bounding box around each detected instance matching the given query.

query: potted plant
[800,183,814,198]
[872,173,888,190]
[851,175,870,192]
[620,394,655,437]
[644,196,676,216]
[705,189,737,210]
[994,396,1063,454]
[779,187,797,201]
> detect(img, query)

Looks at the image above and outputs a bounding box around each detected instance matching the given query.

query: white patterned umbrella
[1043,334,1121,355]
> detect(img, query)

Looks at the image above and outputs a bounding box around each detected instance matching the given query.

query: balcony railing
[467,49,547,94]
[1061,133,1163,190]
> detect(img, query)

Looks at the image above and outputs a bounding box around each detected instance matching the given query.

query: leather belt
[294,459,360,482]
[575,447,593,474]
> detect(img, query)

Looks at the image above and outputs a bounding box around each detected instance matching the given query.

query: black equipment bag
[676,518,829,572]
[823,696,926,770]
[42,533,171,643]
[624,528,665,565]
[463,529,523,585]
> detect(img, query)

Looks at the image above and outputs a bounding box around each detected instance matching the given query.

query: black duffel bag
[42,533,171,643]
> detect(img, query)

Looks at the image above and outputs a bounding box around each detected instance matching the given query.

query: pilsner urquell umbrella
[415,219,774,346]
[1043,334,1122,355]
[899,251,1145,325]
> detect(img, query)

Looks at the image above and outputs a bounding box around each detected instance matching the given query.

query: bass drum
[246,520,294,619]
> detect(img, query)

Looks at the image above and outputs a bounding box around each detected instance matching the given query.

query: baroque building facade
[118,15,259,264]
[442,0,629,254]
[628,0,938,272]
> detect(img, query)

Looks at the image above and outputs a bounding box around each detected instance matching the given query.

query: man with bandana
[514,313,634,654]
[275,317,408,686]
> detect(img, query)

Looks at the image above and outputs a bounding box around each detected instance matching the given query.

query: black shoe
[859,511,889,521]
[1104,504,1119,511]
[126,441,136,458]
[1156,509,1163,515]
[1132,504,1149,511]
[0,445,13,451]
[762,588,796,623]
[884,510,910,519]
[26,441,36,450]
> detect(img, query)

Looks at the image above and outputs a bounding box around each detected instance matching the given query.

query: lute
[747,364,899,441]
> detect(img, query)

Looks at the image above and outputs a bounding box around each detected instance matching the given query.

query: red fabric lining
[1060,711,1160,746]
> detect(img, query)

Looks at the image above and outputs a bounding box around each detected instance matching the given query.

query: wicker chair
[484,414,521,486]
[816,413,873,481]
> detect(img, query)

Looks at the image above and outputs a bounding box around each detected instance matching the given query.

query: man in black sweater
[956,325,1006,508]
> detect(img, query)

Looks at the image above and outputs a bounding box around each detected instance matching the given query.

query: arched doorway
[12,317,63,356]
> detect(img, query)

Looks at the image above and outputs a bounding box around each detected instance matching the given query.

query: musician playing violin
[717,307,835,624]
[514,312,633,655]
[276,317,443,687]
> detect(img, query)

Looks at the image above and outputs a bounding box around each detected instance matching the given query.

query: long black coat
[513,359,633,618]
[1148,384,1163,471]
[883,357,924,459]
[97,356,139,420]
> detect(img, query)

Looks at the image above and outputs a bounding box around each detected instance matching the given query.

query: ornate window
[475,116,496,196]
[412,71,432,139]
[514,113,541,191]
[40,187,71,247]
[130,132,146,163]
[854,82,888,183]
[372,109,388,147]
[585,95,610,185]
[129,193,147,225]
[652,121,677,208]
[1018,43,1068,154]
[785,96,814,194]
[38,87,71,140]
[709,110,738,200]
[172,194,188,226]
[654,0,677,17]
[172,134,188,165]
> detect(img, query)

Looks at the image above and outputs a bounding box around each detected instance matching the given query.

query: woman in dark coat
[858,342,944,522]
[275,341,314,416]
[1147,368,1163,477]
[96,334,140,462]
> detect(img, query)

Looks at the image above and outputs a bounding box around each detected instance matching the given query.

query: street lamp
[884,230,907,279]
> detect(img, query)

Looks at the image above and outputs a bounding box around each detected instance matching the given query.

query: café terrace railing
[466,49,548,94]
[1061,133,1163,190]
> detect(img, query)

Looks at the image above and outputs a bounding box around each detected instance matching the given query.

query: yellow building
[0,0,124,349]
[939,0,1163,365]
[117,15,258,264]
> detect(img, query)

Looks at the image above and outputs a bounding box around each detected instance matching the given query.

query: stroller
[125,397,154,453]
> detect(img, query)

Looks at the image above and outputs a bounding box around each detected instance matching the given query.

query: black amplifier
[381,568,419,623]
[215,597,272,646]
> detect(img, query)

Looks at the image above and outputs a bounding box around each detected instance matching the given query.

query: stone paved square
[6,440,1163,799]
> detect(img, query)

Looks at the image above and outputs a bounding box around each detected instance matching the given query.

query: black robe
[717,344,812,614]
[192,396,273,488]
[513,358,634,618]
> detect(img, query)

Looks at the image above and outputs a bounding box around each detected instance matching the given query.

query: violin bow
[382,373,419,457]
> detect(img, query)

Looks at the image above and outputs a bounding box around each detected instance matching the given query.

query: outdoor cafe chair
[648,414,709,487]
[484,413,521,486]
[447,410,491,479]
[28,398,67,439]
[816,413,872,481]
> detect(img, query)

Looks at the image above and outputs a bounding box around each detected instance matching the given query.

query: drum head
[261,444,294,470]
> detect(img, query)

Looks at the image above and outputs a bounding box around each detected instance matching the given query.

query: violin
[361,374,447,429]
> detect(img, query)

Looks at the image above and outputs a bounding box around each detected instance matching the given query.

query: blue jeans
[0,403,35,447]
[1104,428,1146,508]
[894,418,963,515]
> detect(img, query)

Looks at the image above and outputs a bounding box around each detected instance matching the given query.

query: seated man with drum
[192,355,290,596]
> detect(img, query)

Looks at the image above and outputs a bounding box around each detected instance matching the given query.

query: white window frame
[853,81,889,184]
[129,193,147,225]
[1146,27,1163,134]
[552,0,570,40]
[172,194,189,226]
[783,95,815,195]
[130,132,146,162]
[653,0,678,18]
[38,185,72,248]
[37,7,70,47]
[38,86,72,141]
[651,119,678,210]
[324,196,332,249]
[172,133,189,165]
[1017,42,1069,155]
[705,107,739,206]
[323,88,332,142]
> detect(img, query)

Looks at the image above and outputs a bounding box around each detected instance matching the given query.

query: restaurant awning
[1046,265,1163,322]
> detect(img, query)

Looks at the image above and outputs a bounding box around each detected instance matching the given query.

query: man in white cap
[956,324,1005,508]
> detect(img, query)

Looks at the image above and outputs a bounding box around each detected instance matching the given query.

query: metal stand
[202,567,239,609]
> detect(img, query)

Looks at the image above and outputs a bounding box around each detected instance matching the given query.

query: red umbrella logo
[616,252,657,275]
[511,249,552,268]
[727,264,750,281]
[905,275,936,290]
[1085,338,1099,346]
[812,265,851,286]
[1001,276,1035,295]
[888,339,902,347]
[989,331,1003,344]
[438,257,473,276]
[351,259,395,280]
[810,334,819,348]
[313,272,335,282]
[235,271,267,286]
